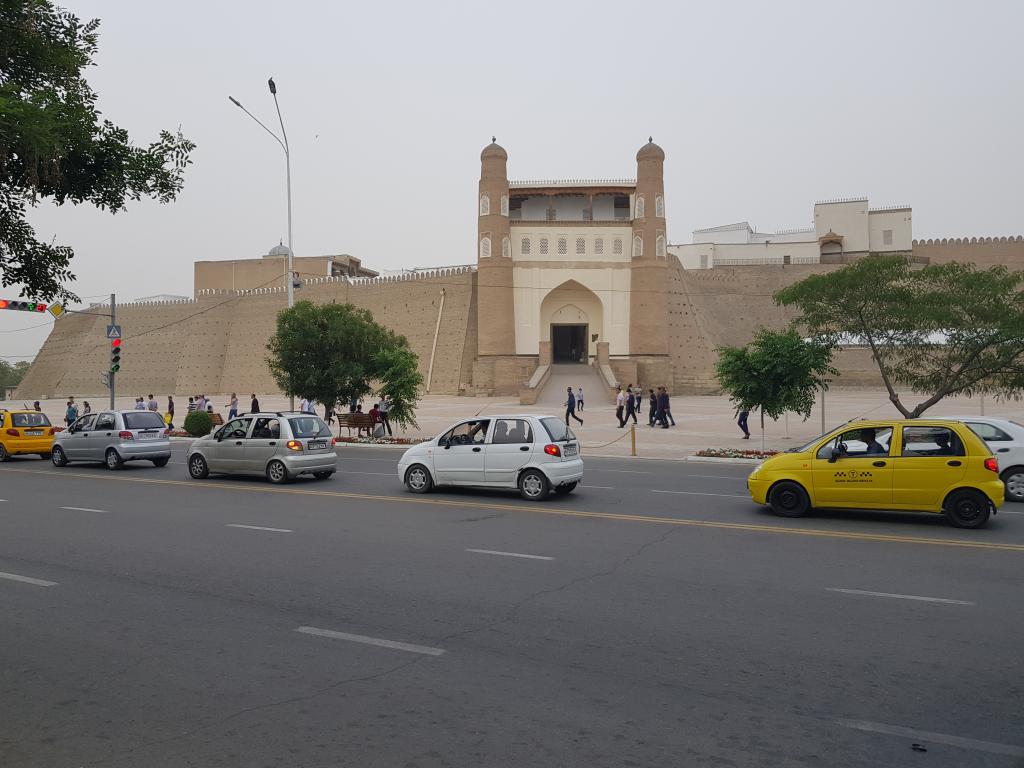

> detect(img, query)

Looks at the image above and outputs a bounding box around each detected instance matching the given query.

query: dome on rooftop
[636,138,665,161]
[480,138,507,161]
[267,241,291,257]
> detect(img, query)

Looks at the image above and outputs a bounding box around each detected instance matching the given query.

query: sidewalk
[6,390,1021,461]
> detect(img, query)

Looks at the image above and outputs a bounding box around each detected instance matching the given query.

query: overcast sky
[3,0,1023,361]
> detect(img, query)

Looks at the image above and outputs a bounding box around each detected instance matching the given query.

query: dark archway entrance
[551,324,588,363]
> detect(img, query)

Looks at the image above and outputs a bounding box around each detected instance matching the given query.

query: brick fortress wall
[16,268,478,399]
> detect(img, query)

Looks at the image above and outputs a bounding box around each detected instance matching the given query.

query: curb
[685,456,762,465]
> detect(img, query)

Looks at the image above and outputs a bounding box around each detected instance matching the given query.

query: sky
[3,0,1023,361]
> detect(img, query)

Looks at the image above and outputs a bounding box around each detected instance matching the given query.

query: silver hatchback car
[52,409,171,469]
[186,412,337,483]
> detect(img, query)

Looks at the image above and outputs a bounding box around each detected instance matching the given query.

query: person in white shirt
[146,394,159,412]
[378,396,393,436]
[134,397,146,410]
[615,388,626,428]
[576,386,584,412]
[299,397,309,413]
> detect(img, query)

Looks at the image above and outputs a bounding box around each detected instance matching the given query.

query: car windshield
[12,413,51,427]
[789,430,835,453]
[541,417,575,442]
[288,417,331,438]
[123,412,166,430]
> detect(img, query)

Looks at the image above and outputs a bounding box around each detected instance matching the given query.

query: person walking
[186,396,196,413]
[576,386,584,413]
[146,394,159,412]
[615,387,626,428]
[378,395,393,437]
[737,408,750,439]
[657,387,676,428]
[134,397,146,410]
[226,393,238,419]
[625,385,638,425]
[565,386,583,426]
[65,400,78,426]
[167,395,175,430]
[250,394,260,413]
[299,396,309,414]
[648,388,657,426]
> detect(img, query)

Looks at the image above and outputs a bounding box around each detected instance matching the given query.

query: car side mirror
[442,437,451,449]
[829,447,841,463]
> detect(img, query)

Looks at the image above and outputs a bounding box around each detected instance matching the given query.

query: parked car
[746,419,1003,528]
[0,409,56,461]
[52,410,171,469]
[950,416,1024,503]
[397,414,583,500]
[186,412,336,483]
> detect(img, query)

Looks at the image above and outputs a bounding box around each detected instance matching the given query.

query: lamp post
[229,78,295,409]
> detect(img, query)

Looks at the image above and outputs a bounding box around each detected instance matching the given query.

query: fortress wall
[913,236,1024,268]
[16,270,477,400]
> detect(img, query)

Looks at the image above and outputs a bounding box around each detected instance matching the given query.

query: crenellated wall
[913,236,1024,268]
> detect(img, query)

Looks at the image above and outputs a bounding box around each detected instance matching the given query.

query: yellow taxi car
[747,419,1004,529]
[0,409,56,461]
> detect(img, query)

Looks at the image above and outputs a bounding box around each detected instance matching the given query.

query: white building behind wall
[670,197,913,269]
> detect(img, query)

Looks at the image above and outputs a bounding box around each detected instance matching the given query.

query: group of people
[342,396,395,437]
[614,385,676,429]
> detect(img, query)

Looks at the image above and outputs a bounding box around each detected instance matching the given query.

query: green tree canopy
[775,255,1024,418]
[1,1,195,302]
[266,301,424,430]
[715,328,837,446]
[0,359,31,388]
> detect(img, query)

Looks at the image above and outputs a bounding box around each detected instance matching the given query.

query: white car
[952,416,1024,502]
[397,414,583,500]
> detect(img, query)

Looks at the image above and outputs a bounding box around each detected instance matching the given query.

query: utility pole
[109,294,116,409]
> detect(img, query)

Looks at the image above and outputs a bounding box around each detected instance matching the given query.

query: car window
[816,427,893,459]
[288,417,330,438]
[440,420,490,446]
[94,413,116,430]
[123,411,166,430]
[253,417,282,439]
[74,414,98,432]
[491,419,533,444]
[901,426,965,457]
[12,412,51,428]
[541,417,575,442]
[966,422,1013,442]
[220,418,253,439]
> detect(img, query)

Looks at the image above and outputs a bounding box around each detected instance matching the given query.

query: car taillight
[286,440,303,452]
[118,431,133,440]
[544,444,561,457]
[164,428,171,436]
[330,437,336,447]
[6,429,19,437]
[49,427,56,436]
[984,457,999,473]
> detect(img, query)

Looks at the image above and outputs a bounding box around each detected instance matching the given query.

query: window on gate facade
[635,196,645,218]
[502,236,510,258]
[815,427,893,459]
[479,195,490,216]
[613,238,623,255]
[655,195,665,218]
[558,237,567,255]
[901,426,965,457]
[595,238,604,255]
[491,419,533,444]
[500,195,509,216]
[539,237,549,255]
[632,234,643,258]
[883,229,893,246]
[480,236,491,259]
[521,237,531,255]
[576,237,585,255]
[656,235,666,257]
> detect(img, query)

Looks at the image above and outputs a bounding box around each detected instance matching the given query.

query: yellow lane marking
[2,466,1023,553]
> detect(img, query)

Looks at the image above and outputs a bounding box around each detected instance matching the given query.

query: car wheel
[554,481,577,495]
[313,470,334,480]
[51,446,67,467]
[152,457,169,468]
[105,448,124,470]
[1001,466,1024,503]
[519,469,550,501]
[769,481,810,518]
[266,459,289,484]
[944,488,991,529]
[405,464,433,494]
[188,454,209,479]
[0,444,9,462]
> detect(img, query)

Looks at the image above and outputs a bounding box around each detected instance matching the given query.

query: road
[1,443,1022,767]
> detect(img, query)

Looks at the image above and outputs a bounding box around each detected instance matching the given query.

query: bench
[337,412,375,437]
[210,413,224,426]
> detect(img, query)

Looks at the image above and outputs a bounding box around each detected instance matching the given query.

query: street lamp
[229,78,295,409]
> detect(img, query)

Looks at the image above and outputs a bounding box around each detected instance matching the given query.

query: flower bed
[334,436,426,446]
[695,448,779,460]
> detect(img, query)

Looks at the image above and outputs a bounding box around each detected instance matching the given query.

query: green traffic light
[110,364,120,373]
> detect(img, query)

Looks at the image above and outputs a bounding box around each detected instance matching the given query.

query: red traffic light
[111,339,122,348]
[0,299,47,312]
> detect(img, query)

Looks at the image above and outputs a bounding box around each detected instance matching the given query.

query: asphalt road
[1,443,1022,767]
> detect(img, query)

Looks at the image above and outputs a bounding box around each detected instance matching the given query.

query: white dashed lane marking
[226,524,292,533]
[295,626,445,656]
[826,588,974,605]
[0,571,58,587]
[466,548,554,561]
[836,719,1024,757]
[60,506,109,514]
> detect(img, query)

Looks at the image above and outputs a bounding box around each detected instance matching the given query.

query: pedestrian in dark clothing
[625,386,638,425]
[167,396,175,430]
[657,387,676,428]
[565,386,583,426]
[615,387,626,428]
[737,408,750,439]
[250,394,260,413]
[648,389,657,426]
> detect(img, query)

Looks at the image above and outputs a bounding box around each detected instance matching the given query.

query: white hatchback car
[952,416,1024,502]
[397,415,583,500]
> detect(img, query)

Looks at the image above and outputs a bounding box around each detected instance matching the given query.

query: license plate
[309,441,327,450]
[26,430,43,436]
[138,432,160,441]
[563,444,578,456]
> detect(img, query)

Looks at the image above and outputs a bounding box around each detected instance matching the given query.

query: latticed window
[521,237,531,255]
[479,195,490,216]
[575,237,585,255]
[502,236,510,258]
[540,238,549,255]
[480,236,491,259]
[655,195,665,218]
[613,238,623,255]
[656,235,666,258]
[632,234,643,258]
[635,196,645,219]
[500,195,509,216]
[557,237,568,255]
[595,238,604,255]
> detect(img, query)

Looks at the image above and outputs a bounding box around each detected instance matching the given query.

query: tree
[1,1,195,302]
[266,301,424,431]
[715,328,837,449]
[0,359,32,388]
[775,255,1024,418]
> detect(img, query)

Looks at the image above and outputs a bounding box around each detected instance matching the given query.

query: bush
[183,410,213,437]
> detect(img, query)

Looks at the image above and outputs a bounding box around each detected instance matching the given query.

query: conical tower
[629,138,670,359]
[476,139,516,357]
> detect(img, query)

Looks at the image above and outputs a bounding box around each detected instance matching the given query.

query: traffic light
[110,338,122,373]
[0,299,48,313]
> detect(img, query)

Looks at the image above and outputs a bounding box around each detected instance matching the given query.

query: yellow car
[0,409,56,461]
[747,420,1004,529]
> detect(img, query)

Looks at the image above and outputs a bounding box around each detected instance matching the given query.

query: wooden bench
[210,413,224,426]
[336,412,375,437]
